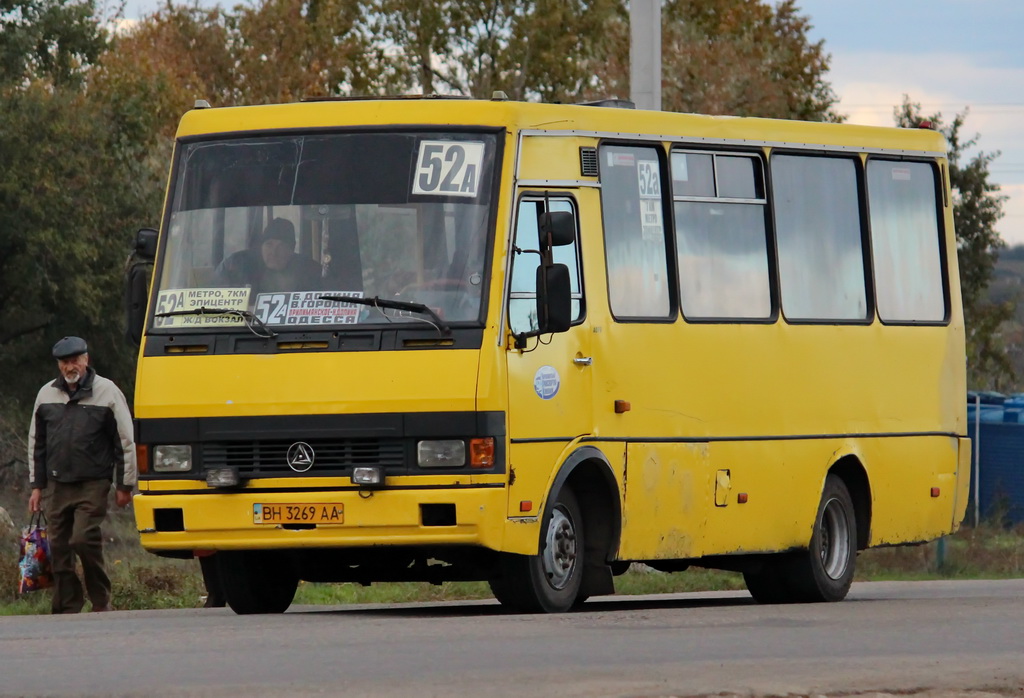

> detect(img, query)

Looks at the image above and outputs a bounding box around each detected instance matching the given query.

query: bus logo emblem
[286,442,315,472]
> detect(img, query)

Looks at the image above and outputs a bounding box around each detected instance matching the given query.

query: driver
[215,218,321,294]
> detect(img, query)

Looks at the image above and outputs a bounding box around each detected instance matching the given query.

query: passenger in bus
[214,217,322,294]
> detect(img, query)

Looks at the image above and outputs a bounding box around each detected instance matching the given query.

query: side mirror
[124,227,157,346]
[536,263,572,334]
[538,211,575,248]
[124,262,151,346]
[135,227,158,260]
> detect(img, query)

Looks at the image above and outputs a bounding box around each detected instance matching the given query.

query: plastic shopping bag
[18,512,53,593]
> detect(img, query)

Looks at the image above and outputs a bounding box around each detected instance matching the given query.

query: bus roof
[175,97,948,156]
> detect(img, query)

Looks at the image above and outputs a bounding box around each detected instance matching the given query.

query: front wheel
[744,474,857,604]
[217,550,299,615]
[489,488,585,613]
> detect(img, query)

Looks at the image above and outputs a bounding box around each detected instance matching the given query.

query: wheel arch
[828,455,872,550]
[548,445,622,566]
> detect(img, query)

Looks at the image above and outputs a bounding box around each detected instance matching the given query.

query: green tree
[375,0,620,102]
[583,0,839,120]
[96,0,399,130]
[0,86,163,405]
[374,0,447,94]
[894,97,1011,388]
[0,0,164,418]
[231,0,389,101]
[1,0,106,88]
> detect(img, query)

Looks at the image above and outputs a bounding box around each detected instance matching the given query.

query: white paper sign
[412,141,485,198]
[153,288,250,328]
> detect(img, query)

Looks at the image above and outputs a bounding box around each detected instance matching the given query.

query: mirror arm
[542,191,553,254]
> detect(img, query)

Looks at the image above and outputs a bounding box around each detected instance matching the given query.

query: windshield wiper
[318,295,450,335]
[154,307,277,338]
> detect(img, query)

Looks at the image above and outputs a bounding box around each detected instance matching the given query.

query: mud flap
[579,561,615,597]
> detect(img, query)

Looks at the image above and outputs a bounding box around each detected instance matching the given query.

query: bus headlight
[417,440,466,468]
[153,445,192,472]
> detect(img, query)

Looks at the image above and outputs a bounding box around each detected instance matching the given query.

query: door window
[509,197,583,335]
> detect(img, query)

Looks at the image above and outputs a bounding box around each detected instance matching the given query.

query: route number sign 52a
[412,141,485,198]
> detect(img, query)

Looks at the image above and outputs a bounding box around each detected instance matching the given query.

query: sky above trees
[798,0,1024,246]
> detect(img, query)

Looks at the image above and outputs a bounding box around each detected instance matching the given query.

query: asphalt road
[1,579,1022,697]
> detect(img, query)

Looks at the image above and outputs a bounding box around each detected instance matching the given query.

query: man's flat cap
[52,336,88,359]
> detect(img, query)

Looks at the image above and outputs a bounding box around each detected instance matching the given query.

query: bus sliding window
[672,150,770,320]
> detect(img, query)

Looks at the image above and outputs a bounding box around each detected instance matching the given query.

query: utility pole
[630,0,662,111]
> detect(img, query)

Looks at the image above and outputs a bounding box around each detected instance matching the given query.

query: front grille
[203,438,405,477]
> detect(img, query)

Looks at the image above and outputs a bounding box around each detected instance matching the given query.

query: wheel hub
[819,496,851,580]
[543,507,577,590]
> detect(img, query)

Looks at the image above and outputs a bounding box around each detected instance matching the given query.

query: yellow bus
[126,96,970,614]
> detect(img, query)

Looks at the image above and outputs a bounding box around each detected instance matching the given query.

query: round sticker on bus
[534,365,561,400]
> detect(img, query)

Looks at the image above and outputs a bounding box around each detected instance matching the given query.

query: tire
[217,550,299,615]
[743,474,857,604]
[489,488,585,613]
[742,564,793,604]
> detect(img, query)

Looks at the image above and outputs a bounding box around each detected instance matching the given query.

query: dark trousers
[43,479,112,614]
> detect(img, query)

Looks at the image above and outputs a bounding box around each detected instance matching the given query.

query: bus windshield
[151,131,499,332]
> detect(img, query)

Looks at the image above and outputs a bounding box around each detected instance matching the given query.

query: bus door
[504,193,592,518]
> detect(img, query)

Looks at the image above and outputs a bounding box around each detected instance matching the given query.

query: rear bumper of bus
[953,436,972,529]
[133,484,509,553]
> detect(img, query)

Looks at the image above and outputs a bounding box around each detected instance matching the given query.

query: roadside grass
[0,504,207,615]
[2,489,1022,614]
[291,567,748,606]
[856,524,1024,580]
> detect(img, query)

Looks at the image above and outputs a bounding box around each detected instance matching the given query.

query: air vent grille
[579,147,599,177]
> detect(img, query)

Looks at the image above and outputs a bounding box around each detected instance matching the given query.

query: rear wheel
[742,564,793,604]
[489,488,585,613]
[217,550,298,615]
[743,474,857,604]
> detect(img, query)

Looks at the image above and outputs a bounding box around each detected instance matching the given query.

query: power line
[842,103,1024,108]
[840,106,1024,116]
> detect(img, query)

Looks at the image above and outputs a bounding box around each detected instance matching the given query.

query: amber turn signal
[470,437,495,468]
[136,444,149,475]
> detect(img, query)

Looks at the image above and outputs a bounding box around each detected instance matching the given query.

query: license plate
[253,503,345,525]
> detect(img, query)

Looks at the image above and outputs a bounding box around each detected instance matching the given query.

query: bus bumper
[133,484,510,553]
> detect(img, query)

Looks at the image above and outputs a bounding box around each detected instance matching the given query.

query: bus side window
[866,159,945,322]
[599,145,672,319]
[509,197,583,335]
[771,154,867,321]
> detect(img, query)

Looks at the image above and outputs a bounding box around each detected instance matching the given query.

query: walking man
[27,336,136,613]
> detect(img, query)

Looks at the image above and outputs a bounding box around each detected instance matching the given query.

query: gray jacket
[28,367,137,491]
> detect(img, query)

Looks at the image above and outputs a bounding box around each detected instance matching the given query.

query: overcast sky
[117,0,1024,246]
